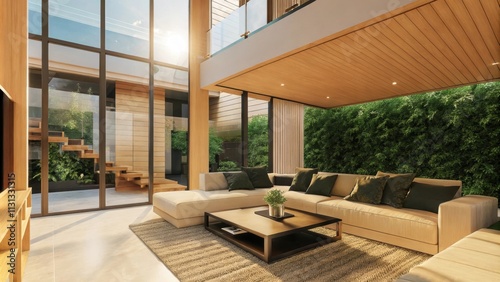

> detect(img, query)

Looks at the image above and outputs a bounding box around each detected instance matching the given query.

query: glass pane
[106,0,150,58]
[29,39,42,72]
[247,0,268,33]
[248,96,269,167]
[49,44,99,77]
[29,0,42,35]
[154,65,188,90]
[49,0,100,47]
[47,45,100,212]
[154,0,189,67]
[28,69,42,215]
[155,72,189,189]
[209,92,242,171]
[106,56,149,206]
[209,4,246,54]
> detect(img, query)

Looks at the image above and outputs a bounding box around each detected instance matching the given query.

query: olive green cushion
[305,174,338,196]
[223,172,254,191]
[241,166,273,188]
[344,175,389,204]
[377,171,416,208]
[289,168,319,192]
[403,182,459,213]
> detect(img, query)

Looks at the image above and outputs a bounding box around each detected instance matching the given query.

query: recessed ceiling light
[280,83,285,87]
[492,62,499,66]
[392,81,397,85]
[326,96,330,99]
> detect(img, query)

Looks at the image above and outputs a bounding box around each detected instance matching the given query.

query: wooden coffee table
[204,206,342,263]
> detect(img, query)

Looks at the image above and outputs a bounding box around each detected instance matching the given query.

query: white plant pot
[268,204,285,218]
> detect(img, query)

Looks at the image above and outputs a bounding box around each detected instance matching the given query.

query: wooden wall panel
[0,0,28,188]
[209,92,268,138]
[115,81,165,175]
[272,99,303,174]
[211,0,239,26]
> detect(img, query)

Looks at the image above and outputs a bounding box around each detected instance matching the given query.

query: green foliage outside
[171,128,223,164]
[304,82,500,197]
[248,115,269,167]
[217,161,239,172]
[29,143,95,183]
[48,90,95,145]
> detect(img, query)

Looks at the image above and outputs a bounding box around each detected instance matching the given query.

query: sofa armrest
[438,195,498,252]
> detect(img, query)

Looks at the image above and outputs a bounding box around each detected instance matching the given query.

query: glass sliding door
[27,0,190,215]
[248,95,270,168]
[209,92,243,172]
[47,44,100,212]
[154,66,189,190]
[105,56,149,206]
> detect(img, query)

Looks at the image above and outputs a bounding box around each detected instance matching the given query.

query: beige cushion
[330,173,369,197]
[283,191,332,213]
[153,189,270,219]
[398,229,500,281]
[317,199,438,244]
[199,172,228,191]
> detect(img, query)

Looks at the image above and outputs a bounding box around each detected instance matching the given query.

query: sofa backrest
[199,172,276,191]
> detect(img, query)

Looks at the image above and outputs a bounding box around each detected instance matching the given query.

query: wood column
[0,0,28,189]
[188,0,210,189]
[272,99,304,173]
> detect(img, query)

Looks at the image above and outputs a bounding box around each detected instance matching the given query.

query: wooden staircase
[28,118,187,193]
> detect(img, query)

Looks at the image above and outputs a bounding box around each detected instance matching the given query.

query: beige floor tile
[24,206,179,282]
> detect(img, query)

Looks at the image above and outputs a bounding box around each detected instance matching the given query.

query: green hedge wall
[304,82,500,197]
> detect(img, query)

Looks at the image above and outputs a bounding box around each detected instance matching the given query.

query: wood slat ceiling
[216,0,500,108]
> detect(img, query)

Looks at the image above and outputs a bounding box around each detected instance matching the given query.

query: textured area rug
[130,219,430,282]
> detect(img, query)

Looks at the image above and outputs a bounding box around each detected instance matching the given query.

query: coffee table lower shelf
[204,210,341,263]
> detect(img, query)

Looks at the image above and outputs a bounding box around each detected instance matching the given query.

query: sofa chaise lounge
[153,172,498,254]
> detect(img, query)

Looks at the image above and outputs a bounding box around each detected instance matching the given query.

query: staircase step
[80,153,99,159]
[29,127,41,133]
[48,131,64,137]
[133,178,149,187]
[105,166,129,172]
[50,136,68,143]
[133,177,179,188]
[120,172,143,181]
[68,139,84,145]
[153,184,187,193]
[62,145,89,151]
[29,119,41,128]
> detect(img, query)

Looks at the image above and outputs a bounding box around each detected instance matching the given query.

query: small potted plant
[264,189,287,217]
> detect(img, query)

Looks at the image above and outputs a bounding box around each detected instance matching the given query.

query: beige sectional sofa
[153,172,498,254]
[397,228,500,281]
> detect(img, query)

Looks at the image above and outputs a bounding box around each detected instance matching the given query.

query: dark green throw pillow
[377,171,416,208]
[289,168,319,192]
[305,174,338,197]
[241,166,273,188]
[223,172,254,191]
[274,175,294,186]
[403,182,459,213]
[344,175,389,204]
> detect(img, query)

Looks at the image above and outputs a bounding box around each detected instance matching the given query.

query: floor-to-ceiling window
[28,0,189,215]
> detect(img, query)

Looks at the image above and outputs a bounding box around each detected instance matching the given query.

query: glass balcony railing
[208,0,315,56]
[209,0,267,56]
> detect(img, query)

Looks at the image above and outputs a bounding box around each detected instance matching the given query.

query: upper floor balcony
[200,0,499,108]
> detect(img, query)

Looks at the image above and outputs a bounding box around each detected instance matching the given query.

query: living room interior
[1,0,499,281]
